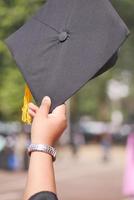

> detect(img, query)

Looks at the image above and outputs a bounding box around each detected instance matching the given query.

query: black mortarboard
[5,0,129,123]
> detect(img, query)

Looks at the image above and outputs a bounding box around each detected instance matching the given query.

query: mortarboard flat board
[5,0,129,112]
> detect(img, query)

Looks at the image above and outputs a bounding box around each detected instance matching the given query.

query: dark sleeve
[28,191,58,200]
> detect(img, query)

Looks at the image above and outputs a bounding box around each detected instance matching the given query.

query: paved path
[0,145,126,200]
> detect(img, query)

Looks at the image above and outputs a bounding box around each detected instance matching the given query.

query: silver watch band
[27,144,56,161]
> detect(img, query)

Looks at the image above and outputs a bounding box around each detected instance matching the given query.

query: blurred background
[0,0,134,200]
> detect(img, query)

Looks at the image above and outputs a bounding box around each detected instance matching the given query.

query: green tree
[0,0,45,120]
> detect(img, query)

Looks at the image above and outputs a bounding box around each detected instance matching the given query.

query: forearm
[23,152,56,200]
[23,97,66,200]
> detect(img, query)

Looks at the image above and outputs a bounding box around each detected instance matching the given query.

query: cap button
[58,31,68,42]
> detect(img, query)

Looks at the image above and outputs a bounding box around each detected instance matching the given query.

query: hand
[28,96,67,146]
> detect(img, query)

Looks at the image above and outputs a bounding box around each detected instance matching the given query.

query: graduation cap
[5,0,129,124]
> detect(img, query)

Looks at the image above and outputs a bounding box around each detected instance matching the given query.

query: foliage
[0,0,45,120]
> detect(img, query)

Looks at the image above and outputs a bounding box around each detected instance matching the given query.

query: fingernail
[42,96,50,104]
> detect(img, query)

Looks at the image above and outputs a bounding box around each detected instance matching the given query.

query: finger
[28,108,36,118]
[52,104,66,116]
[28,103,39,112]
[39,96,51,117]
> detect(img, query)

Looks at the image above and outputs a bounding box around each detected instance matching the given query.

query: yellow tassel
[22,85,32,124]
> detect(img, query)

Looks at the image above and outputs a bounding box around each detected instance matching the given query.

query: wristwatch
[27,144,56,161]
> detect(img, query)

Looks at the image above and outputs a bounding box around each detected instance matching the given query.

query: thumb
[39,96,51,117]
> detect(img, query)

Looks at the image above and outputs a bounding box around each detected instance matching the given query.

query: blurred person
[123,125,134,200]
[6,135,18,170]
[71,122,85,155]
[23,134,31,170]
[101,133,112,162]
[0,135,6,169]
[0,135,17,170]
[15,132,30,170]
[23,96,67,200]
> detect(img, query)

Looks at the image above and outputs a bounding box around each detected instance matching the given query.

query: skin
[23,96,67,200]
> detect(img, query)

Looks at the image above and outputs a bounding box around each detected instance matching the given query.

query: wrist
[30,151,53,161]
[31,137,55,146]
[28,144,56,161]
